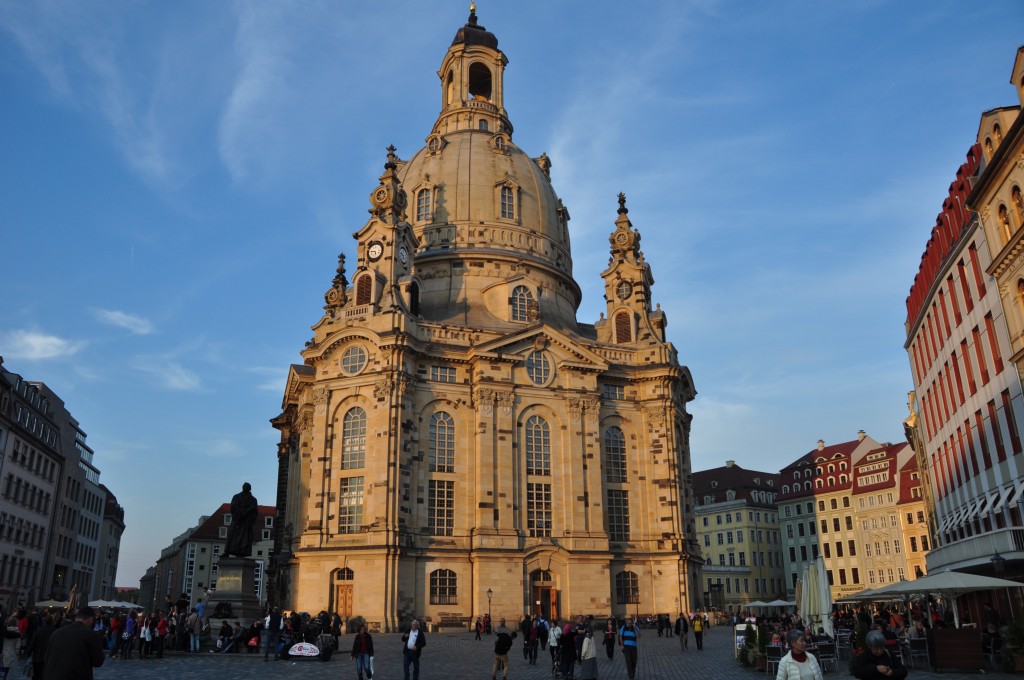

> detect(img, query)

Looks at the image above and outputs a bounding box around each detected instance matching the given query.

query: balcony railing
[926,527,1024,572]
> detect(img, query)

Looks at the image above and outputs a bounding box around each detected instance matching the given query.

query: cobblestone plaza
[19,627,1011,680]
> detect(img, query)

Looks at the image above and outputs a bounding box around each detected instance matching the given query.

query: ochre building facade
[270,11,700,631]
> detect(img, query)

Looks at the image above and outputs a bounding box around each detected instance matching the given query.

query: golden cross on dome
[470,1,476,12]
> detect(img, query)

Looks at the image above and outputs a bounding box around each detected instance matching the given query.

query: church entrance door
[335,584,353,619]
[533,585,558,621]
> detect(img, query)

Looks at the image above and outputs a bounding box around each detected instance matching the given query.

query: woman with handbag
[350,624,374,680]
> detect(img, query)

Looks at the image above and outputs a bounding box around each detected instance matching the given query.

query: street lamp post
[487,588,493,634]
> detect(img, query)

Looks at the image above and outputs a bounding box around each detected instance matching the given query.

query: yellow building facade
[270,10,700,631]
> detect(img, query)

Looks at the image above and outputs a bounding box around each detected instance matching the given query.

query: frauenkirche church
[271,7,701,631]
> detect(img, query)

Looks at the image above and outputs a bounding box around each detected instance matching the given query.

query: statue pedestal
[210,557,262,624]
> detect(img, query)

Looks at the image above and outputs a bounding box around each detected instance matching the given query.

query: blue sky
[1,2,1022,586]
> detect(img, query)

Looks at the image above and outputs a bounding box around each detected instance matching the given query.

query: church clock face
[398,246,409,265]
[367,241,384,262]
[616,281,632,300]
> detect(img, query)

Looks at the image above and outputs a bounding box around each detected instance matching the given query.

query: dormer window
[500,185,514,218]
[416,187,433,222]
[511,285,534,322]
[614,311,631,343]
[356,275,372,306]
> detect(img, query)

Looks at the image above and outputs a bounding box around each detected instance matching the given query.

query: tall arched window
[994,123,1003,144]
[429,412,455,473]
[500,185,515,219]
[336,567,354,581]
[604,426,626,483]
[999,204,1012,241]
[615,571,639,604]
[409,281,420,316]
[416,188,432,222]
[429,569,457,604]
[525,415,550,476]
[1013,186,1024,223]
[356,275,372,305]
[341,407,367,469]
[615,311,631,343]
[511,285,533,322]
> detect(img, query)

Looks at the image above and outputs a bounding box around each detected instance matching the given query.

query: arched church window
[614,311,631,343]
[985,138,993,156]
[356,275,372,306]
[468,62,492,100]
[429,569,457,605]
[429,412,455,473]
[511,285,533,322]
[500,185,514,218]
[416,188,432,222]
[524,351,551,385]
[999,205,1012,241]
[445,70,455,107]
[604,426,627,483]
[1017,279,1024,319]
[1013,186,1024,223]
[409,281,420,316]
[525,415,551,476]
[479,119,489,132]
[341,407,367,469]
[994,123,1003,144]
[615,571,639,604]
[336,568,354,581]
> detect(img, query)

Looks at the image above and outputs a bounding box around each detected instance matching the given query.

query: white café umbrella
[798,557,833,637]
[877,570,1023,627]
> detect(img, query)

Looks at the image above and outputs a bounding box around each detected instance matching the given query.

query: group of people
[770,625,907,680]
[484,613,691,680]
[3,605,106,680]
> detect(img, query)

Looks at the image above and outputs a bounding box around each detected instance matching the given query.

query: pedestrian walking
[401,618,426,680]
[618,616,640,680]
[579,628,598,680]
[692,613,704,650]
[264,607,284,661]
[351,624,374,680]
[675,613,689,650]
[603,617,617,659]
[44,606,105,680]
[491,619,516,680]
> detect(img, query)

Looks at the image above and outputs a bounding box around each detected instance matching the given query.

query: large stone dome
[398,130,572,276]
[389,8,580,330]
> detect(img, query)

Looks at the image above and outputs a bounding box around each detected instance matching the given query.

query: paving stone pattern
[15,625,1013,680]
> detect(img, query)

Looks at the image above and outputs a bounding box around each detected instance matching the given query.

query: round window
[525,351,551,385]
[341,346,367,374]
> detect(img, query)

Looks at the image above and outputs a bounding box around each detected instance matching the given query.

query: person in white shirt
[401,619,427,680]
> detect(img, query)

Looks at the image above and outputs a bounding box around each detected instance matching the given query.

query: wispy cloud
[247,366,285,392]
[94,309,155,335]
[0,3,194,189]
[132,359,203,391]
[191,438,246,459]
[0,329,85,360]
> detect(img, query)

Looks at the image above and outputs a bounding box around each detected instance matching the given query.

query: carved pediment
[469,326,609,372]
[284,364,315,400]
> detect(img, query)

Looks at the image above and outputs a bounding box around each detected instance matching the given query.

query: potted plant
[756,624,769,670]
[1005,620,1024,672]
[742,623,757,666]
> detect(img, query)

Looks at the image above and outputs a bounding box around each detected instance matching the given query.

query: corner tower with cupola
[271,8,701,630]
